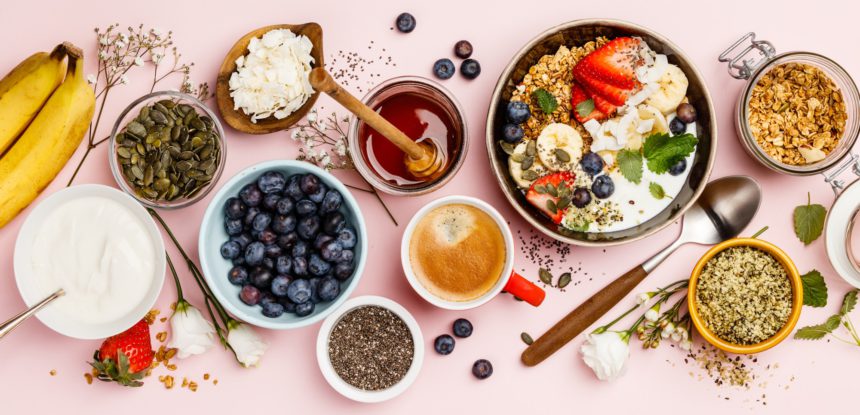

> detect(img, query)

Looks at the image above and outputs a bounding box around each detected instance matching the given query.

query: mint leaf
[642,132,698,174]
[575,99,595,118]
[794,193,826,245]
[532,89,558,114]
[570,220,591,232]
[800,270,828,307]
[841,289,858,316]
[649,182,666,199]
[794,315,842,340]
[616,149,643,184]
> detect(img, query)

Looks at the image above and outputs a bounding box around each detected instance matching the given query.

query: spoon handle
[0,289,64,340]
[521,266,649,366]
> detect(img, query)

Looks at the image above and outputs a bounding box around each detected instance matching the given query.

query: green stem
[751,226,769,239]
[844,317,860,345]
[165,251,184,302]
[593,303,640,334]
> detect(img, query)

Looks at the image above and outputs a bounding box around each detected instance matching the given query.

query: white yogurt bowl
[13,185,166,339]
[316,296,424,403]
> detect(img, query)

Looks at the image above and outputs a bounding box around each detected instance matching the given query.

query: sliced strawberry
[526,172,576,224]
[576,74,634,106]
[574,37,644,90]
[581,82,619,117]
[571,81,607,123]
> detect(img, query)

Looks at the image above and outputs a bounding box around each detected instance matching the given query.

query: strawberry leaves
[793,193,826,245]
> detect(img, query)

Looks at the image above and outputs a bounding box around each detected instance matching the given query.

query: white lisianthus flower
[679,339,692,351]
[644,304,660,322]
[167,300,216,359]
[636,292,651,305]
[580,331,630,381]
[227,322,268,367]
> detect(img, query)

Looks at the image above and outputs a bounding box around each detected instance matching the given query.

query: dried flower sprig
[66,24,209,186]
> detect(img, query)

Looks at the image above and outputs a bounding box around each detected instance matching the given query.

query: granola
[747,62,847,165]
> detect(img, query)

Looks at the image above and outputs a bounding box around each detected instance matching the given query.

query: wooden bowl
[215,23,324,134]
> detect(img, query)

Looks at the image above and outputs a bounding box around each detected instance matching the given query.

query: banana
[612,105,668,151]
[644,64,688,115]
[536,122,582,171]
[0,44,67,155]
[508,141,548,189]
[0,44,94,228]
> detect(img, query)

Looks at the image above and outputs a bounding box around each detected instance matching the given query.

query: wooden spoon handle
[308,67,424,160]
[521,265,650,366]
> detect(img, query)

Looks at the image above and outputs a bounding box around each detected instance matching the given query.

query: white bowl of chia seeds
[316,295,424,403]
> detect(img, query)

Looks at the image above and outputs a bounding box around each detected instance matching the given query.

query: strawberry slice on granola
[571,81,608,123]
[526,171,576,224]
[573,37,645,106]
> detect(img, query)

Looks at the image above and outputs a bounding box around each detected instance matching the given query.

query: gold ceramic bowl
[688,238,803,354]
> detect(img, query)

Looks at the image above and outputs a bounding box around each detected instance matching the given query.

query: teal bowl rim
[198,159,368,330]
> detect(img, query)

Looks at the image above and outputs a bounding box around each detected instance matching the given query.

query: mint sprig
[794,193,826,245]
[616,149,643,184]
[532,89,558,115]
[801,270,828,307]
[642,132,697,174]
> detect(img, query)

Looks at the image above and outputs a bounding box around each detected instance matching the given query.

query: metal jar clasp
[718,32,776,80]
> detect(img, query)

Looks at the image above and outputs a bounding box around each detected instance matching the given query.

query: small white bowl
[13,185,166,339]
[316,296,424,403]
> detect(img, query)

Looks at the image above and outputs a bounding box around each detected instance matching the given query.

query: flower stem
[165,251,184,302]
[594,303,640,334]
[358,174,398,226]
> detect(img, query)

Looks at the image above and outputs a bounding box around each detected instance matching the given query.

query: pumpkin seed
[126,121,146,138]
[546,183,557,197]
[521,170,539,181]
[557,272,572,289]
[556,196,571,210]
[546,199,557,214]
[533,184,547,194]
[117,147,131,158]
[521,332,534,345]
[554,148,571,162]
[539,268,553,285]
[526,140,536,156]
[521,156,534,170]
[510,153,525,163]
[499,141,516,155]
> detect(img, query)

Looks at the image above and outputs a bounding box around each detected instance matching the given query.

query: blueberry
[239,183,263,207]
[278,297,297,313]
[224,218,243,236]
[259,291,277,306]
[454,40,473,59]
[285,175,304,200]
[292,256,308,277]
[251,267,273,289]
[591,175,615,199]
[257,171,286,194]
[307,182,327,204]
[295,301,315,317]
[258,229,278,246]
[243,206,260,228]
[502,123,524,143]
[278,232,299,250]
[232,256,246,267]
[271,275,292,297]
[251,212,272,232]
[308,277,322,303]
[272,214,297,234]
[297,215,321,240]
[275,197,294,215]
[262,256,274,271]
[262,193,281,211]
[299,174,321,195]
[314,234,334,250]
[323,211,346,235]
[669,158,687,176]
[308,253,331,277]
[572,187,592,208]
[295,199,317,217]
[318,277,340,302]
[320,190,342,214]
[320,240,344,262]
[227,266,249,286]
[580,152,604,176]
[287,279,312,304]
[472,359,493,379]
[261,301,285,318]
[676,103,697,123]
[264,244,282,259]
[669,117,687,135]
[337,227,357,249]
[231,233,253,249]
[337,249,354,264]
[244,241,265,266]
[333,262,354,281]
[220,241,242,259]
[291,240,309,258]
[224,197,247,220]
[434,334,455,355]
[275,256,292,275]
[453,318,473,338]
[506,101,530,124]
[239,285,261,306]
[395,12,416,33]
[460,59,481,80]
[433,58,455,80]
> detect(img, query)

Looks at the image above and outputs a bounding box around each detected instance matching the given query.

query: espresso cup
[401,195,545,310]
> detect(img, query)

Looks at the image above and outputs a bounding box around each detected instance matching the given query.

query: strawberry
[571,81,607,123]
[89,319,154,387]
[526,172,576,224]
[576,74,634,107]
[573,37,643,90]
[581,82,619,117]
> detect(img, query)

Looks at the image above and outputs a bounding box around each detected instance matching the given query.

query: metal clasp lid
[718,32,776,80]
[824,153,860,194]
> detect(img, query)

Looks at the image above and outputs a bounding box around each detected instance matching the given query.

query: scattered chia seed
[326,42,396,94]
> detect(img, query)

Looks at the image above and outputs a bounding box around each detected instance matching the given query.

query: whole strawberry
[89,319,154,387]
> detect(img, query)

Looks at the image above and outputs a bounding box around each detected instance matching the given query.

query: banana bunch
[0,43,95,228]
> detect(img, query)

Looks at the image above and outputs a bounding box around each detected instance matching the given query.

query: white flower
[307,111,317,123]
[580,331,630,381]
[670,331,682,342]
[644,308,659,322]
[151,27,164,39]
[636,292,651,305]
[663,322,675,335]
[660,329,671,339]
[151,52,164,64]
[118,32,129,43]
[119,75,129,85]
[335,139,347,156]
[679,339,692,351]
[86,74,97,85]
[227,322,267,367]
[291,130,301,140]
[99,36,109,45]
[167,301,216,359]
[133,57,144,67]
[115,40,126,50]
[98,51,108,60]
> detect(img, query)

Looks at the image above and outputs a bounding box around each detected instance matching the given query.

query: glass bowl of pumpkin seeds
[109,91,226,209]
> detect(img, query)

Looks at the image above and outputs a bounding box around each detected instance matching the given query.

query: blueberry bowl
[199,160,368,330]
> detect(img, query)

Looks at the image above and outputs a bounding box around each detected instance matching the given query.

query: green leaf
[575,99,595,118]
[794,315,842,340]
[841,289,858,316]
[569,220,591,232]
[616,149,643,184]
[800,270,828,307]
[532,89,558,114]
[649,182,667,199]
[642,132,698,174]
[793,193,827,245]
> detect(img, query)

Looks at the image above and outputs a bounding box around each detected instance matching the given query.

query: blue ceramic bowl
[199,160,368,329]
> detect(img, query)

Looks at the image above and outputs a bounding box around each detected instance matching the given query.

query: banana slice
[536,123,582,171]
[508,141,548,189]
[644,64,688,115]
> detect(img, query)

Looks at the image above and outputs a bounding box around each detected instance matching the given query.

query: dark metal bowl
[485,19,717,247]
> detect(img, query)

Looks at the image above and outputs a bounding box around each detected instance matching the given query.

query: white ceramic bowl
[13,185,166,339]
[316,296,424,403]
[198,160,368,329]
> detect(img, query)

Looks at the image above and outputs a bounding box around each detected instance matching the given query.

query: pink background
[1,0,858,412]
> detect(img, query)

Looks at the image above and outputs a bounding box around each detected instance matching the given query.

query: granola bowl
[486,19,716,247]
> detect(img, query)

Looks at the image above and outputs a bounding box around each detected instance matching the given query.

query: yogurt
[30,196,156,325]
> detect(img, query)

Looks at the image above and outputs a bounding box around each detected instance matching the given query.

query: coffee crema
[408,203,506,302]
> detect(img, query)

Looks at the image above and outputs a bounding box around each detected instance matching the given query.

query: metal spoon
[0,289,64,340]
[521,175,761,366]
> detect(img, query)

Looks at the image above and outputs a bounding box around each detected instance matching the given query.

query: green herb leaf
[793,193,826,245]
[800,270,828,307]
[794,315,842,340]
[841,289,858,316]
[642,132,698,174]
[649,182,667,199]
[532,89,558,115]
[616,149,643,184]
[569,220,591,232]
[575,98,595,118]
